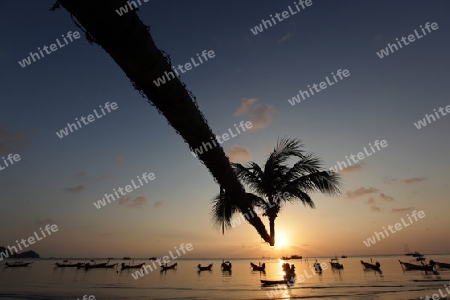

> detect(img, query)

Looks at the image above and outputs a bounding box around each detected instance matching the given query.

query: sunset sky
[0,0,449,259]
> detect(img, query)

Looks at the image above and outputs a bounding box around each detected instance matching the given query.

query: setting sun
[275,232,290,249]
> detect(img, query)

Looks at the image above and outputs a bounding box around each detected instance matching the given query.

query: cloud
[340,163,365,173]
[379,193,394,201]
[401,177,427,184]
[233,98,275,130]
[277,32,293,44]
[384,176,427,184]
[97,175,115,181]
[154,201,163,208]
[77,171,88,179]
[345,187,379,199]
[392,207,416,213]
[249,104,275,129]
[119,197,131,205]
[129,196,147,209]
[234,98,257,116]
[115,155,124,166]
[365,198,376,205]
[370,205,382,212]
[226,145,251,162]
[64,185,85,194]
[121,196,147,208]
[302,244,310,247]
[35,218,56,226]
[0,127,30,154]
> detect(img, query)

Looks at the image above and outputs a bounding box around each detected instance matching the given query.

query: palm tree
[212,138,341,245]
[55,0,272,243]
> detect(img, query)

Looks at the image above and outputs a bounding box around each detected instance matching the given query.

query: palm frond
[287,170,342,196]
[263,138,306,195]
[246,193,269,209]
[283,154,324,181]
[211,190,240,231]
[232,163,265,196]
[211,191,267,232]
[265,137,305,169]
[279,189,315,208]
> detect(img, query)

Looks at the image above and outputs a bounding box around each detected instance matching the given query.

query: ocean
[1,255,449,299]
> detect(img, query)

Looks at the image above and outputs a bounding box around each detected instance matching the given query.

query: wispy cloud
[401,177,427,184]
[341,163,365,173]
[120,196,147,208]
[365,198,376,205]
[249,104,275,129]
[119,197,131,205]
[0,127,30,154]
[64,185,85,194]
[226,145,251,162]
[154,201,163,208]
[234,98,257,116]
[277,32,293,44]
[370,205,382,212]
[97,175,115,181]
[379,193,394,201]
[392,207,416,213]
[384,176,427,184]
[234,98,275,129]
[130,196,147,209]
[345,187,379,199]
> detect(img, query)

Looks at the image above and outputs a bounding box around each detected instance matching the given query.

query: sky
[0,0,449,259]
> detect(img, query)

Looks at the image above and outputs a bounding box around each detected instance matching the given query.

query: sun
[275,232,290,249]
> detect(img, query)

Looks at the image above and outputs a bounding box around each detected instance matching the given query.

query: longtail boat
[361,260,382,272]
[399,260,435,271]
[221,261,232,271]
[121,262,145,270]
[161,262,177,271]
[55,260,83,268]
[435,261,450,269]
[4,261,33,268]
[330,258,344,269]
[261,278,294,286]
[84,263,117,270]
[250,262,265,271]
[197,263,213,271]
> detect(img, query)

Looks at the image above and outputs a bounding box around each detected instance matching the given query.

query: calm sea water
[1,256,449,299]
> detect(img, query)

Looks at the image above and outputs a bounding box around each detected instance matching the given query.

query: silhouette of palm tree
[212,138,341,245]
[55,0,272,243]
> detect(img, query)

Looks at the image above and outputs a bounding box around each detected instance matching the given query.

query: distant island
[0,246,40,259]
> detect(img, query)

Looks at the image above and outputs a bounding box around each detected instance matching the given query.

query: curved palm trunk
[269,216,276,246]
[57,0,271,244]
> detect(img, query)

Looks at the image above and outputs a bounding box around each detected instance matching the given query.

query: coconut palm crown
[212,137,342,245]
